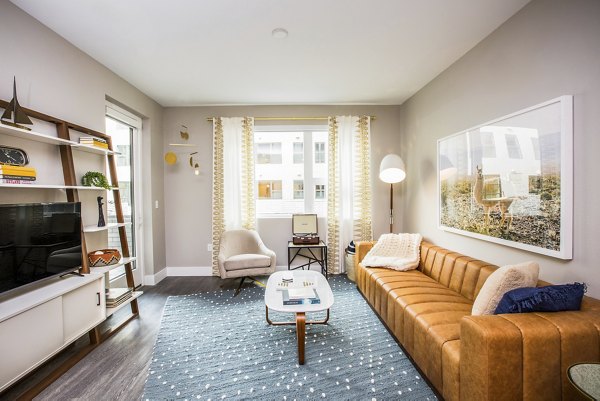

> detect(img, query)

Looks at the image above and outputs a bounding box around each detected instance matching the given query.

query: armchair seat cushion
[224,253,272,271]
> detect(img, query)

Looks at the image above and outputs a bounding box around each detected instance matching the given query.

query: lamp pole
[389,183,394,233]
[379,154,406,235]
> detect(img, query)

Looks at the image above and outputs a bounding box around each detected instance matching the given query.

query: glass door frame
[105,102,144,287]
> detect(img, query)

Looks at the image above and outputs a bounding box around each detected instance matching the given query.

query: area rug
[143,276,437,400]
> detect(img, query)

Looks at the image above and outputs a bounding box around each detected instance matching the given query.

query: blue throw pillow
[494,283,586,314]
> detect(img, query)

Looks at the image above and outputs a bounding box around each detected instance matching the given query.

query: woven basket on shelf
[88,249,121,267]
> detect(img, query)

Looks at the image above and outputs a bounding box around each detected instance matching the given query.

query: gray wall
[163,105,401,270]
[399,0,600,296]
[0,1,166,278]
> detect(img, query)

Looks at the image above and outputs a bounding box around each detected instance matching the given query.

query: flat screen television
[0,202,82,297]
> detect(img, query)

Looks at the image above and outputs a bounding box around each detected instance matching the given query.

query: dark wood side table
[568,363,600,400]
[287,240,328,279]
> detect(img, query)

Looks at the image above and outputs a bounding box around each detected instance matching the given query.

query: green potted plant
[81,171,112,190]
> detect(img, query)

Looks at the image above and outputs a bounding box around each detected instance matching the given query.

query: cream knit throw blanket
[362,233,423,271]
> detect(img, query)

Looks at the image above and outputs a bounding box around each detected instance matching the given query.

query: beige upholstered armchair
[218,229,276,295]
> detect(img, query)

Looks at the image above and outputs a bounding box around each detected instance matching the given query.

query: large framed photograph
[438,96,573,259]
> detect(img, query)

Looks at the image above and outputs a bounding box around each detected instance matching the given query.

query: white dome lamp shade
[379,154,406,183]
[379,154,406,233]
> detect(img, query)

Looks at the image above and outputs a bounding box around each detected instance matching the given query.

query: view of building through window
[255,130,327,216]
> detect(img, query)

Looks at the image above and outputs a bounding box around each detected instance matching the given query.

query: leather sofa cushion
[224,254,271,271]
[442,340,460,401]
[413,313,469,391]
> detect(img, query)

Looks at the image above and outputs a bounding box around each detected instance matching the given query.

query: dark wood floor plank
[0,276,249,401]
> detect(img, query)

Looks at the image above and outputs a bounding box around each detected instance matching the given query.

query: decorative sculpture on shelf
[1,77,33,130]
[97,196,106,227]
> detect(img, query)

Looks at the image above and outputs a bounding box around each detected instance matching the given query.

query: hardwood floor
[0,276,249,401]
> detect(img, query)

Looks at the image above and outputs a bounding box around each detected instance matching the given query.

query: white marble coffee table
[265,270,334,364]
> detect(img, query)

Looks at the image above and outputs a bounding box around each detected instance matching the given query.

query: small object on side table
[97,196,106,227]
[568,363,600,400]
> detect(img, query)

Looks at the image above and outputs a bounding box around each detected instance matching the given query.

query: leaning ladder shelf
[0,99,141,399]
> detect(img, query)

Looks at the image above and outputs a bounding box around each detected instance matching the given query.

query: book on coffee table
[282,288,320,305]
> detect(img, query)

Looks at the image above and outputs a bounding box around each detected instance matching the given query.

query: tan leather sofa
[356,241,600,401]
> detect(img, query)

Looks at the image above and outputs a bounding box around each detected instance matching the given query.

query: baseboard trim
[144,268,168,285]
[151,265,313,280]
[167,266,213,276]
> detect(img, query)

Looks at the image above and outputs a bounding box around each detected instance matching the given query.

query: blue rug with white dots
[142,276,437,400]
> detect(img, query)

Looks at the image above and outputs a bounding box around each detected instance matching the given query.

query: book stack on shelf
[282,287,321,305]
[79,136,108,149]
[106,287,133,308]
[0,165,36,184]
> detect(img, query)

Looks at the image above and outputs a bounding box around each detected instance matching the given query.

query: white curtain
[327,116,373,274]
[211,117,255,275]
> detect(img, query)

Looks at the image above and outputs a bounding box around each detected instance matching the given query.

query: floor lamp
[379,154,406,233]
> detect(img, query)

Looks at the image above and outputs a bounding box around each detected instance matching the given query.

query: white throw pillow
[471,261,540,315]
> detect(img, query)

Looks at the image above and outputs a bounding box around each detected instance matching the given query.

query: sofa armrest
[460,312,600,401]
[355,241,376,264]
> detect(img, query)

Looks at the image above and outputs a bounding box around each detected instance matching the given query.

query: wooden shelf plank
[105,291,143,317]
[0,183,107,190]
[73,144,118,155]
[0,123,77,146]
[89,257,137,275]
[83,222,130,233]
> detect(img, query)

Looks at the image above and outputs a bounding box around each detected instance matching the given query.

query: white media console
[0,274,105,391]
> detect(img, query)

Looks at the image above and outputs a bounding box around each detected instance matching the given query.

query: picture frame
[437,96,573,259]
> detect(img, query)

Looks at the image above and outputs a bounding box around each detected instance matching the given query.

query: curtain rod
[206,116,375,122]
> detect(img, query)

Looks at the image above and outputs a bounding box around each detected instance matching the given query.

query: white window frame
[254,125,328,217]
[256,142,282,164]
[315,184,326,200]
[293,180,304,199]
[293,142,304,164]
[314,141,326,164]
[258,180,283,199]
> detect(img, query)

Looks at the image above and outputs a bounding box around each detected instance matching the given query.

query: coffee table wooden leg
[296,312,306,365]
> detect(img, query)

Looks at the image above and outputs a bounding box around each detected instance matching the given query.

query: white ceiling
[11,0,529,107]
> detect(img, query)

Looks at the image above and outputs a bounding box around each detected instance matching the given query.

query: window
[314,142,326,164]
[293,180,304,199]
[293,142,303,164]
[505,134,523,159]
[480,132,496,158]
[529,175,542,194]
[531,137,540,160]
[256,142,282,164]
[255,129,327,216]
[116,144,129,166]
[315,184,326,199]
[482,175,501,199]
[258,180,282,199]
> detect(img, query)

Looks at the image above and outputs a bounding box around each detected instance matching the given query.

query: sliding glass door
[105,104,143,286]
